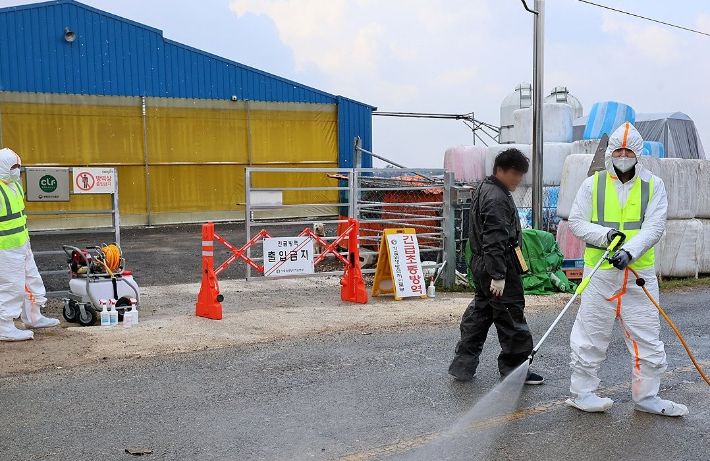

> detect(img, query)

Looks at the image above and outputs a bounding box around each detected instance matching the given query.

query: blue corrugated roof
[0,0,374,108]
[0,0,375,168]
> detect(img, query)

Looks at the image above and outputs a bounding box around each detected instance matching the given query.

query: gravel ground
[0,274,570,377]
[3,224,568,377]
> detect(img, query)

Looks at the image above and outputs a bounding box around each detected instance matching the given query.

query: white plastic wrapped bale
[641,157,698,219]
[485,143,572,187]
[485,144,533,183]
[543,142,573,186]
[557,154,594,219]
[514,103,574,144]
[693,160,710,218]
[655,219,702,278]
[443,145,487,182]
[556,219,586,259]
[583,101,635,140]
[572,139,602,156]
[699,219,710,274]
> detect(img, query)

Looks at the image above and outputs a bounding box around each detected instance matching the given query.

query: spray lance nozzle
[528,350,537,364]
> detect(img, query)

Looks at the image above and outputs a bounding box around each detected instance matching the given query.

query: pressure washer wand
[528,234,624,364]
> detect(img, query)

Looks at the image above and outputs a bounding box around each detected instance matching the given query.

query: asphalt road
[1,288,709,461]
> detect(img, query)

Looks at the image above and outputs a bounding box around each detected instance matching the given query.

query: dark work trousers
[448,258,533,379]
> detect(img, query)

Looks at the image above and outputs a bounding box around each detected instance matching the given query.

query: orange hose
[101,244,122,272]
[629,267,710,387]
[95,258,114,277]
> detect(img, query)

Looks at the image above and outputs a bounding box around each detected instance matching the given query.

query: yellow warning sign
[372,228,427,300]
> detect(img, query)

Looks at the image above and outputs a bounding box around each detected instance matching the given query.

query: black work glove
[610,250,632,270]
[607,229,626,245]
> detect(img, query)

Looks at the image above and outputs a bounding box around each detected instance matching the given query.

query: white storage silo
[545,86,583,119]
[499,82,533,144]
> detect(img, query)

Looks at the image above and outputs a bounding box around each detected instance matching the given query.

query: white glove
[490,279,505,298]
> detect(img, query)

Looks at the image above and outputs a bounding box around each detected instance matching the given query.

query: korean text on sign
[387,234,426,298]
[263,237,314,277]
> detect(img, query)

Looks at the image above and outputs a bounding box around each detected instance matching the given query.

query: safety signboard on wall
[73,167,116,194]
[372,228,426,300]
[263,237,314,277]
[25,167,70,202]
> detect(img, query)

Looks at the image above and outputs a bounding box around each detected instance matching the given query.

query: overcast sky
[2,0,709,167]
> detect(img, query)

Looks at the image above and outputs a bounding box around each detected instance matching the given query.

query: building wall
[0,92,338,227]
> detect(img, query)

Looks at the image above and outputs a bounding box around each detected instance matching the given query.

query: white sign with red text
[387,233,426,299]
[73,168,116,194]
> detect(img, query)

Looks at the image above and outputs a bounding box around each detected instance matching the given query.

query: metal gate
[244,166,458,287]
[352,167,456,286]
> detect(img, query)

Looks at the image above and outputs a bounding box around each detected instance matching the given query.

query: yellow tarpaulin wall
[0,92,338,228]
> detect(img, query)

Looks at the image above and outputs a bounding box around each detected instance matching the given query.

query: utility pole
[521,0,545,229]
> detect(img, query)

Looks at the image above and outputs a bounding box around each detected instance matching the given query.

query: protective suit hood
[604,122,644,178]
[0,148,21,184]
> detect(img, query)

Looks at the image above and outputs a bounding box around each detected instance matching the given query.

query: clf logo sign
[39,175,58,193]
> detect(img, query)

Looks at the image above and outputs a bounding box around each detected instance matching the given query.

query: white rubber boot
[0,318,34,341]
[565,393,614,412]
[21,303,60,328]
[635,397,689,417]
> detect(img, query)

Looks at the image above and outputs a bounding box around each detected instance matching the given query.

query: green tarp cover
[520,229,576,295]
[465,229,575,295]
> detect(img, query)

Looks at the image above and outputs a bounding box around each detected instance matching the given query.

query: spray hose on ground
[628,267,710,388]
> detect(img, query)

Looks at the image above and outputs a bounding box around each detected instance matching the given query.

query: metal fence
[511,184,561,234]
[244,167,353,281]
[352,168,456,286]
[243,166,458,287]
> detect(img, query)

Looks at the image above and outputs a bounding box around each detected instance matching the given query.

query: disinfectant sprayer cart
[61,244,140,327]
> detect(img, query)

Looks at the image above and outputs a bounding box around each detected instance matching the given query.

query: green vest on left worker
[0,181,29,250]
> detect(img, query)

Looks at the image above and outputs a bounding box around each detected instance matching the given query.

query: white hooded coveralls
[0,148,53,331]
[568,123,670,406]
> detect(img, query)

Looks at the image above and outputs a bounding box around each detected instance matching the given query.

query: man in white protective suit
[566,122,688,416]
[0,148,59,341]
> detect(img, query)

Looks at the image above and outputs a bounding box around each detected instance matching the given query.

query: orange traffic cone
[196,222,223,320]
[340,219,368,304]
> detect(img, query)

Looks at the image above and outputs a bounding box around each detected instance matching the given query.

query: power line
[576,0,710,37]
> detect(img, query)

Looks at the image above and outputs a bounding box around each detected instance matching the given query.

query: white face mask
[612,156,637,173]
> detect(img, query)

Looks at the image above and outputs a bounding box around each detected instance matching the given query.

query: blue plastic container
[562,258,585,269]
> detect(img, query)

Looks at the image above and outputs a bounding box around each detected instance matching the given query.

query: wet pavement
[1,288,709,460]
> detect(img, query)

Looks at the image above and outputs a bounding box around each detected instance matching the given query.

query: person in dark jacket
[448,148,543,384]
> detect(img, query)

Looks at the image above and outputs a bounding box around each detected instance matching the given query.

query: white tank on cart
[69,272,140,307]
[545,86,583,119]
[499,82,533,144]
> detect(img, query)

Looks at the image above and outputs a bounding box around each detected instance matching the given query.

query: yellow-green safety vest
[584,171,655,270]
[0,181,29,251]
